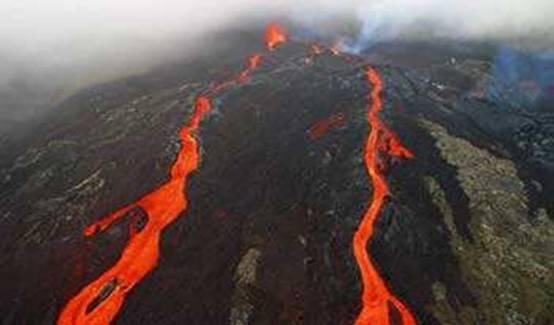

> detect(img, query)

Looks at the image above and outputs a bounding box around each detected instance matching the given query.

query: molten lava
[238,54,262,84]
[57,27,276,325]
[57,96,212,325]
[352,67,416,325]
[264,23,287,50]
[57,22,415,325]
[308,112,346,140]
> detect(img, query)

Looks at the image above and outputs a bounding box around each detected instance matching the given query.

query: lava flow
[307,112,346,140]
[264,22,287,50]
[57,96,213,325]
[352,67,416,325]
[57,24,287,325]
[57,22,413,325]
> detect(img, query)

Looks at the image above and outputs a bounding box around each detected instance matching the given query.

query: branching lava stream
[352,67,416,325]
[57,23,416,325]
[57,25,286,325]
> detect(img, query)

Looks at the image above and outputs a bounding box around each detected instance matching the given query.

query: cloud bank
[1,0,552,125]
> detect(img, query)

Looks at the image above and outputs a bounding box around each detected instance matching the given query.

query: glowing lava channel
[57,24,287,325]
[352,67,416,325]
[264,22,287,50]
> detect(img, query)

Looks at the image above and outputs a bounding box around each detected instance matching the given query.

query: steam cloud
[1,0,552,127]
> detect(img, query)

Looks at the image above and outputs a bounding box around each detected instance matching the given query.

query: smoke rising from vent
[348,0,553,51]
[1,0,552,127]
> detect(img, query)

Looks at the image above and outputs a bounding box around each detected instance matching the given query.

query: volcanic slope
[0,37,553,325]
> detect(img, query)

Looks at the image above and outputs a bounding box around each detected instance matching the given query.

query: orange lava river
[58,23,416,325]
[57,96,212,325]
[352,67,416,325]
[56,25,283,325]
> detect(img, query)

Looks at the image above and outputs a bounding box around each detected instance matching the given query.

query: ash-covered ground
[0,37,553,325]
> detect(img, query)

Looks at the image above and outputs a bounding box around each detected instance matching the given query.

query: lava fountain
[264,22,288,50]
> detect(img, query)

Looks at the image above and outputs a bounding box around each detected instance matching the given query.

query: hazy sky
[1,0,552,124]
[2,0,552,77]
[3,0,551,45]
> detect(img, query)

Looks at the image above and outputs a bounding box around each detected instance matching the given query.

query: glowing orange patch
[264,23,288,50]
[308,112,346,140]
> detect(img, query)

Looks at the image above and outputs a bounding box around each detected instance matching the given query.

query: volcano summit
[0,24,553,325]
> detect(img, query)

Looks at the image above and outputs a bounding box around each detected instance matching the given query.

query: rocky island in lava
[1,20,553,325]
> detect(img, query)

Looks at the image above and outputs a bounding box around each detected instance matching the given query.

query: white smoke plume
[349,0,553,50]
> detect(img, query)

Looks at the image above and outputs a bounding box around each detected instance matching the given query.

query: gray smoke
[349,0,553,51]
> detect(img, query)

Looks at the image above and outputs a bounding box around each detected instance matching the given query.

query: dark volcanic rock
[0,40,552,325]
